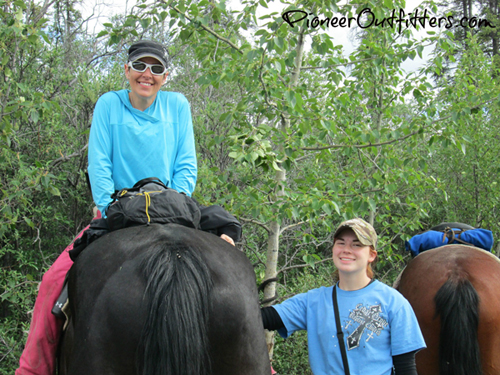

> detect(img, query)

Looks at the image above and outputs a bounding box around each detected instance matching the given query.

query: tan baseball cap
[333,218,378,249]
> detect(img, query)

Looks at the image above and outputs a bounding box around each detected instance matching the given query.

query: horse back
[61,224,270,375]
[398,245,500,375]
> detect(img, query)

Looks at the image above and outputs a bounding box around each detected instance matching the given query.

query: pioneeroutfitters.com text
[282,8,496,34]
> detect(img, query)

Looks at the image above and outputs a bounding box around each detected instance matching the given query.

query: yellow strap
[130,191,163,225]
[144,192,151,224]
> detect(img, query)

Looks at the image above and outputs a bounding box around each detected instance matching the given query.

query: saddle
[431,222,476,246]
[405,222,494,257]
[107,177,202,231]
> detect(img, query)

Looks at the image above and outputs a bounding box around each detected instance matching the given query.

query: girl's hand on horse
[220,234,235,246]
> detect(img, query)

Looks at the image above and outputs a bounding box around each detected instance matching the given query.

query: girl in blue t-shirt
[262,218,426,375]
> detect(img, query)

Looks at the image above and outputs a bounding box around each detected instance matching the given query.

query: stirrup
[51,283,68,319]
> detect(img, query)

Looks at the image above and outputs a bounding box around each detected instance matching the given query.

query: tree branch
[301,113,454,151]
[164,2,244,54]
[259,48,279,110]
[50,144,88,168]
[300,41,436,71]
[240,217,270,232]
[0,281,39,298]
[280,212,331,235]
[335,188,385,198]
[278,258,332,274]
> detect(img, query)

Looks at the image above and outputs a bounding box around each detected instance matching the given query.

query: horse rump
[60,224,271,375]
[434,276,481,375]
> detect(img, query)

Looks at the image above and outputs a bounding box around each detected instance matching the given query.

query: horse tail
[137,242,213,375]
[434,276,482,375]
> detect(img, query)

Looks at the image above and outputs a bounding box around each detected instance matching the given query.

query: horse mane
[137,237,213,375]
[434,275,482,375]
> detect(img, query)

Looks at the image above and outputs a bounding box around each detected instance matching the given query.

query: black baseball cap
[128,40,168,69]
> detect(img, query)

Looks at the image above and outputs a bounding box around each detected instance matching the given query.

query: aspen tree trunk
[263,183,284,357]
[263,27,306,358]
[368,57,385,227]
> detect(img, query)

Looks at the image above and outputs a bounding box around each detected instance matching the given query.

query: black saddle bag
[106,177,201,232]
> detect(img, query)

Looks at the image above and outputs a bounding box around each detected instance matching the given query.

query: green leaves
[303,253,321,268]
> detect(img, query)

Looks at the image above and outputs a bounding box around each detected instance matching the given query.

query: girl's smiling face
[332,228,377,278]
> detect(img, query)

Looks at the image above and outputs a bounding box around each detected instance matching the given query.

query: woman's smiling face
[124,56,167,109]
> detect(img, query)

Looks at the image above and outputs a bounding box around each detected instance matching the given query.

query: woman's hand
[220,234,235,246]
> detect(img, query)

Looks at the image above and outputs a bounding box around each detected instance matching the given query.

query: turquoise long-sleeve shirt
[88,89,197,216]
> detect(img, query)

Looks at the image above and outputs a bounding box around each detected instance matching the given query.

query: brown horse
[396,245,500,375]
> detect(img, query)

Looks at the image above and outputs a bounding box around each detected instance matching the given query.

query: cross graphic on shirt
[346,303,388,350]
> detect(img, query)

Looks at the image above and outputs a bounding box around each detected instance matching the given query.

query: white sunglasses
[127,61,166,75]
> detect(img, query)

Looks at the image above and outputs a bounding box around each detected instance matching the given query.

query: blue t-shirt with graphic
[273,280,425,375]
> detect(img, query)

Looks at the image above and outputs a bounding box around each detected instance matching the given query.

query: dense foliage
[1,0,499,372]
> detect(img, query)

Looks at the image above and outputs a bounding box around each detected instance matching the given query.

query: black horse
[58,224,270,375]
